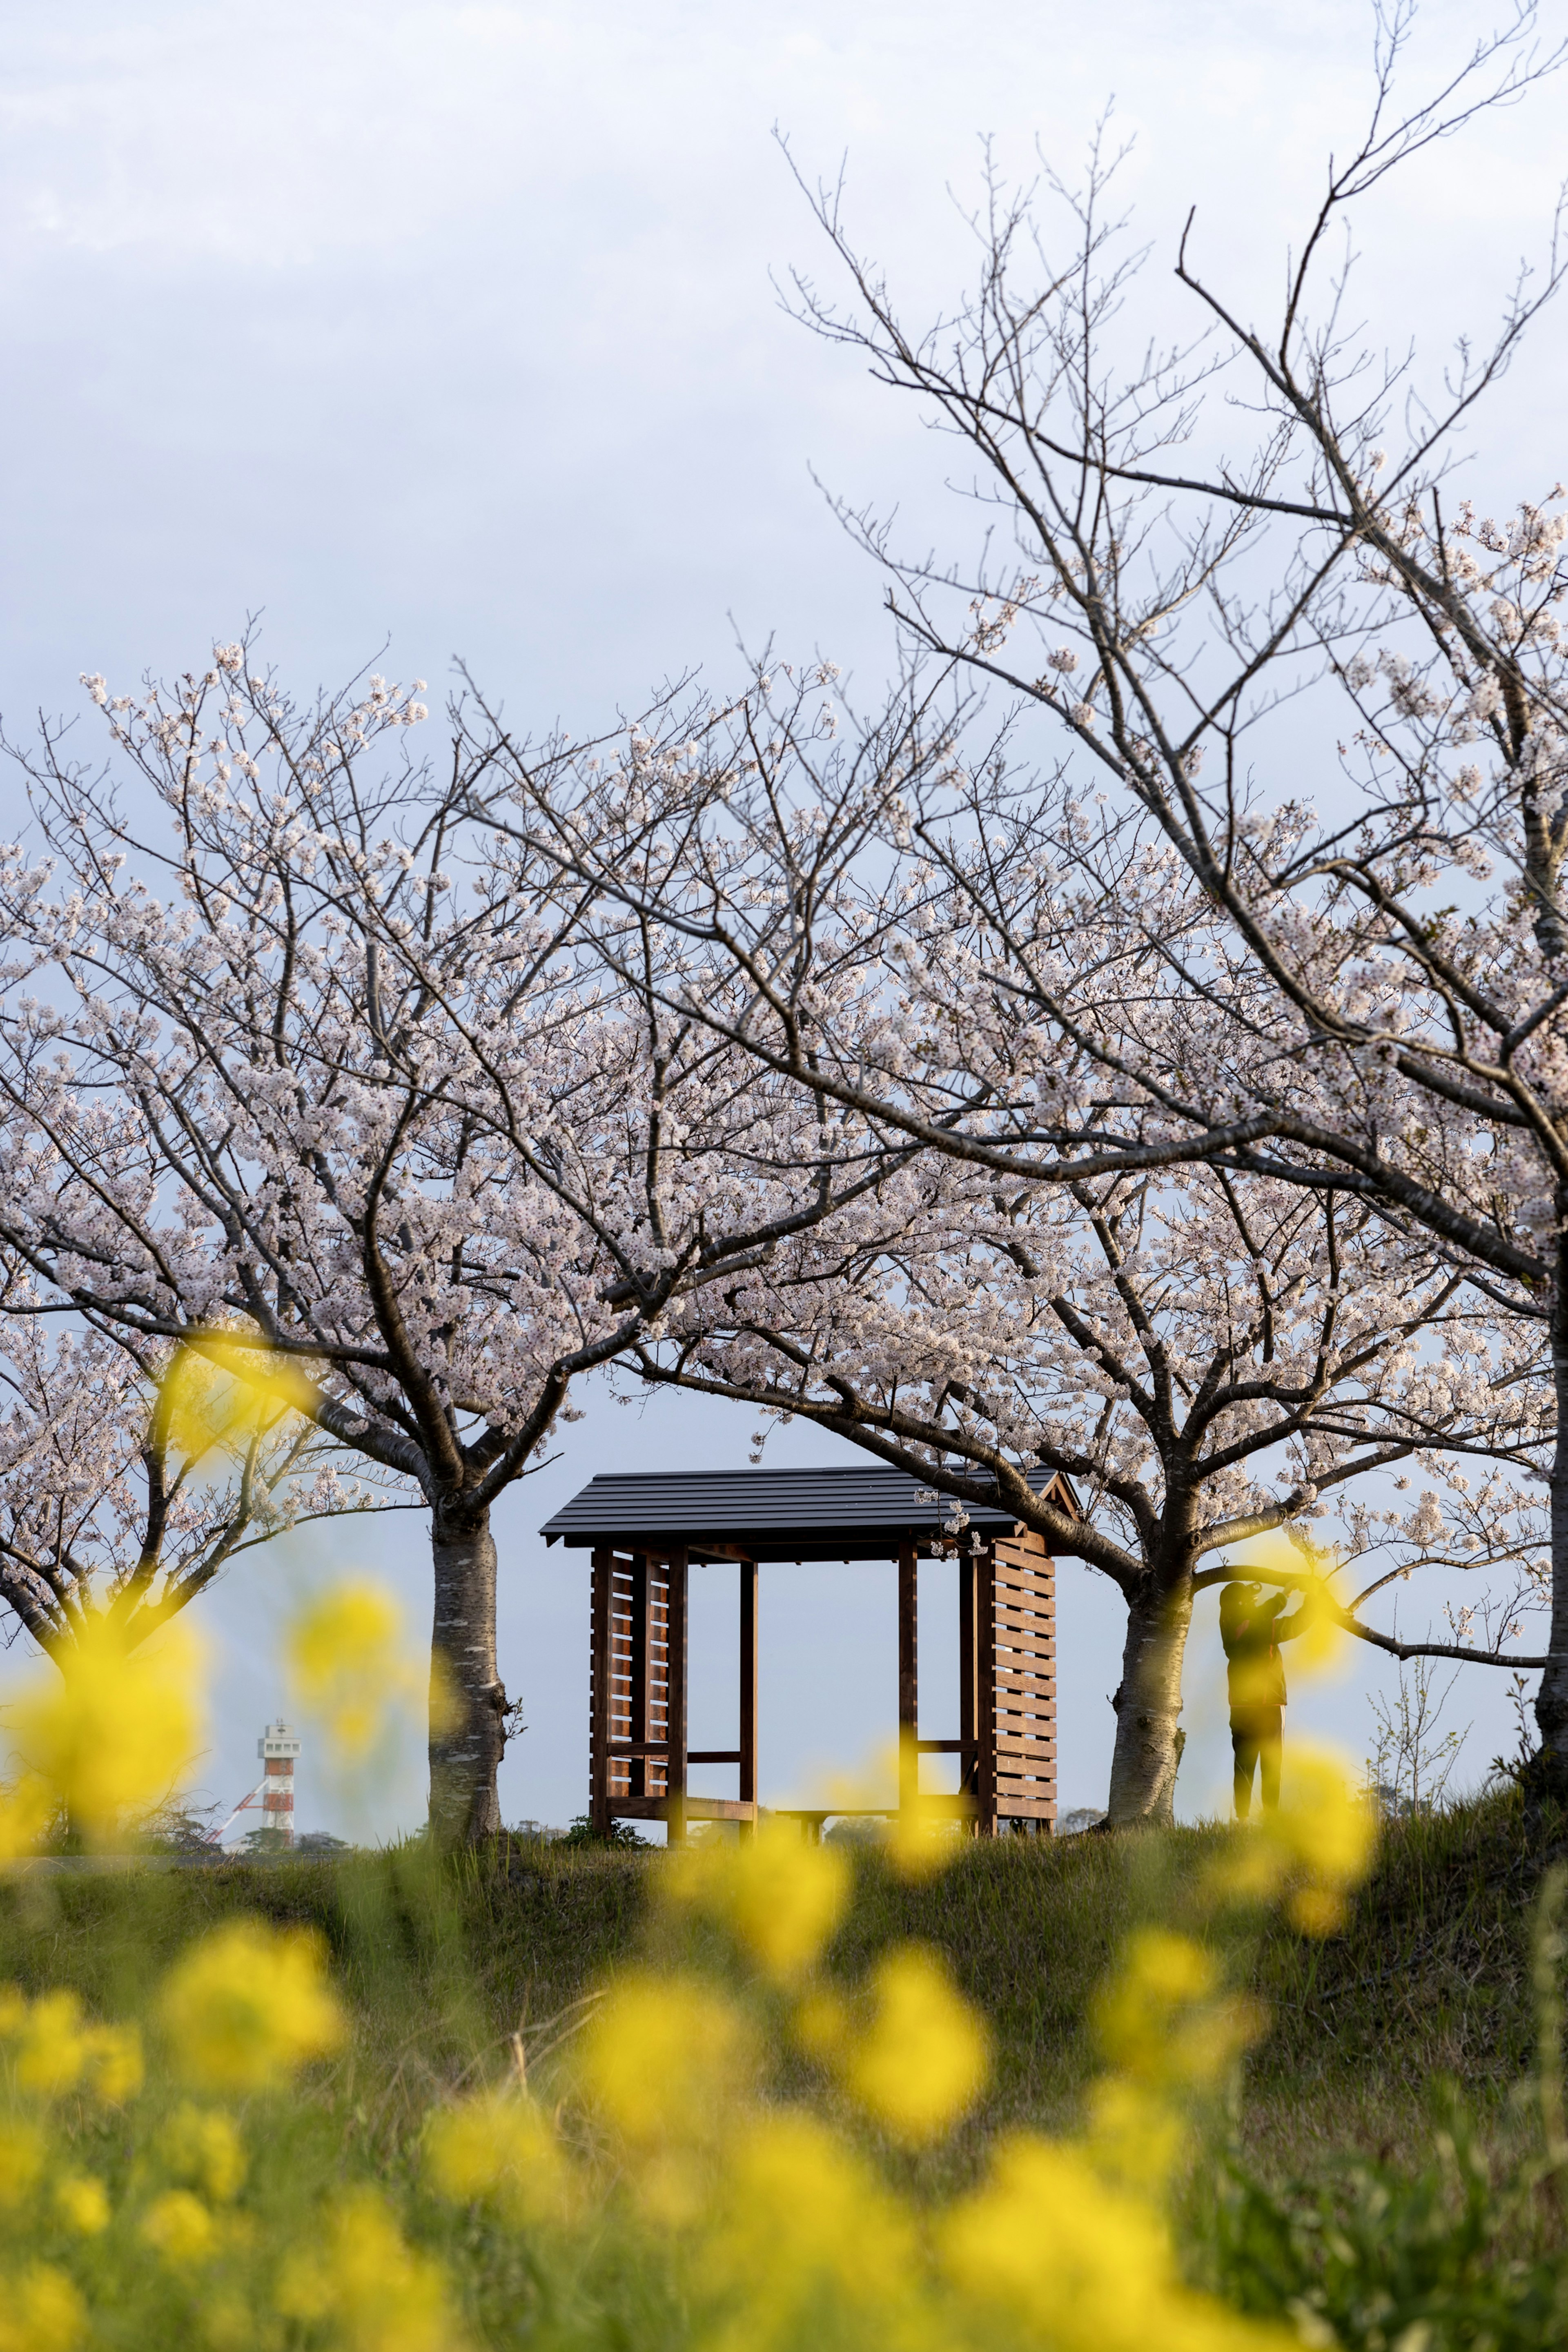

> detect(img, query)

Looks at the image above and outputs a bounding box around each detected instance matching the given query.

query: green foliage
[553,1815,650,1850]
[1198,2120,1568,2351]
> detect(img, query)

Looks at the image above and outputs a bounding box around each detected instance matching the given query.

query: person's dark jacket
[1218,1586,1304,1714]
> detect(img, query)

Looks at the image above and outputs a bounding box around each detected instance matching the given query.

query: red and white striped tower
[258,1722,301,1846]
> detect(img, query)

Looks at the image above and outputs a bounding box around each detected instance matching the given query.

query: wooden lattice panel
[590,1552,670,1800]
[987,1533,1056,1826]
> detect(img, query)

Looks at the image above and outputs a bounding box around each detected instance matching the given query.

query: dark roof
[538,1465,1082,1564]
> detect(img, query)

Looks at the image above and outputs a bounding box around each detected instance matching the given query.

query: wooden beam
[898,1539,918,1823]
[589,1547,612,1836]
[976,1541,998,1837]
[958,1546,977,1832]
[739,1557,758,1841]
[666,1548,688,1846]
[610,1795,759,1824]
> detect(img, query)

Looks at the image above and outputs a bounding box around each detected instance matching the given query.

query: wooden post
[666,1548,689,1846]
[590,1547,612,1835]
[898,1539,919,1824]
[739,1557,758,1839]
[976,1539,998,1836]
[958,1545,978,1831]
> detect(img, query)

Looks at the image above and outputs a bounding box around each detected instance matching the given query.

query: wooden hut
[538,1466,1082,1842]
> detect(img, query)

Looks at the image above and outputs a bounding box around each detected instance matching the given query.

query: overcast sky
[1,0,1562,1839]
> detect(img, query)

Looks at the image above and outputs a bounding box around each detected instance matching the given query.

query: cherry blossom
[0,641,893,1838]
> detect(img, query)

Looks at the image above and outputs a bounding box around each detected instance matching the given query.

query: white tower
[258,1721,301,1846]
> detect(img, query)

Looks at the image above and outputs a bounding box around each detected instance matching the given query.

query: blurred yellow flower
[790,1986,850,2064]
[0,2263,85,2352]
[697,2111,922,2351]
[3,1991,141,2106]
[12,1993,89,2100]
[1092,1929,1254,2094]
[0,2121,45,2209]
[1232,1536,1346,1682]
[52,2174,109,2236]
[139,2189,216,2267]
[286,1581,456,1766]
[579,1973,755,2154]
[276,2188,467,2352]
[944,2133,1289,2352]
[1083,2076,1189,2194]
[424,2089,575,2227]
[161,2103,247,2202]
[85,2022,143,2107]
[844,1944,990,2147]
[2,1619,203,1849]
[157,1919,345,2093]
[161,1340,319,1472]
[886,1735,971,1879]
[1209,1743,1376,1934]
[666,1825,849,1982]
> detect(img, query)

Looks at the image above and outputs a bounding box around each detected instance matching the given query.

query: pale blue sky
[0,0,1560,1835]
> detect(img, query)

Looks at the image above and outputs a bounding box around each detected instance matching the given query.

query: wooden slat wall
[985,1533,1056,1830]
[589,1550,670,1809]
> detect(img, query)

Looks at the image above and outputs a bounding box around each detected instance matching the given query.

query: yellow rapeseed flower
[1091,1929,1255,2094]
[665,1824,850,1982]
[3,1989,140,2107]
[885,1734,972,1879]
[1208,1742,1376,1934]
[13,1993,91,2100]
[1083,2077,1190,2195]
[157,1919,345,2093]
[424,2089,575,2227]
[52,2174,109,2236]
[84,2022,143,2106]
[844,1944,991,2147]
[276,2188,467,2352]
[695,2111,923,2352]
[285,1581,456,1765]
[161,2103,247,2202]
[4,1617,203,1848]
[0,2263,85,2352]
[161,1338,321,1467]
[579,1972,755,2150]
[0,2121,45,2210]
[578,1971,757,2224]
[139,2188,216,2267]
[944,2133,1292,2352]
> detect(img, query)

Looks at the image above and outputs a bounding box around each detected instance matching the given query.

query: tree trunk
[1106,1578,1192,1827]
[429,1502,506,1844]
[1531,1216,1568,1815]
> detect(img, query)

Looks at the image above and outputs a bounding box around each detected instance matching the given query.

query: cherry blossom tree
[731,6,1568,1800]
[467,675,1550,1824]
[0,644,894,1838]
[0,1315,376,1665]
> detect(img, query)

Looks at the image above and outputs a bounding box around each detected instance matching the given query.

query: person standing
[1219,1581,1307,1818]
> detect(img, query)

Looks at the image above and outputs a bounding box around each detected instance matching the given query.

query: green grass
[0,1785,1545,2167]
[1,1791,1561,2351]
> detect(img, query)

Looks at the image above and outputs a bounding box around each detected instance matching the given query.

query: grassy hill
[0,1786,1544,2170]
[0,1788,1560,2350]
